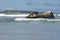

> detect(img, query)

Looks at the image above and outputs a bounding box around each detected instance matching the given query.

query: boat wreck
[25,10,55,19]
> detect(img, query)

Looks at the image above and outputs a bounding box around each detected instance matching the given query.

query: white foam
[0,14,60,17]
[0,14,29,17]
[0,14,5,16]
[58,14,60,16]
[14,18,60,21]
[54,14,56,16]
[14,18,41,21]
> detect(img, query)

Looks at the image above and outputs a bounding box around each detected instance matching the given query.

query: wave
[0,14,60,22]
[0,14,29,17]
[0,13,60,17]
[14,18,60,22]
[0,17,60,22]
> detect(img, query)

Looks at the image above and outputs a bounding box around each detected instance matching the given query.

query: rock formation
[25,10,55,19]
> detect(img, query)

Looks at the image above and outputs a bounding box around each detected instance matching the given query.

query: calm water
[0,17,60,40]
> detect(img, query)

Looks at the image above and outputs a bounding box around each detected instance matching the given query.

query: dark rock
[25,10,55,19]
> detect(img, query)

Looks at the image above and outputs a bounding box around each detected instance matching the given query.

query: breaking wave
[0,13,60,17]
[0,14,60,22]
[14,18,60,22]
[0,17,60,22]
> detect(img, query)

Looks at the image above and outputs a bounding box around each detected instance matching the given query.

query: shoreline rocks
[25,10,55,19]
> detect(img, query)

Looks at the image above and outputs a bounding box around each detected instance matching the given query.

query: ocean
[0,17,60,40]
[0,0,60,40]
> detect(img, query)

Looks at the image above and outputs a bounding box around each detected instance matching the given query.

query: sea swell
[0,17,14,22]
[0,17,60,23]
[0,13,60,22]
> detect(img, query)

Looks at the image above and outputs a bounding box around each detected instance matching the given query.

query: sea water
[0,0,60,40]
[0,17,60,40]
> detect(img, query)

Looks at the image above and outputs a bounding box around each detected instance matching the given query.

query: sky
[0,0,60,12]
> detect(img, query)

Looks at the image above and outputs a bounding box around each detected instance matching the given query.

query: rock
[25,10,55,19]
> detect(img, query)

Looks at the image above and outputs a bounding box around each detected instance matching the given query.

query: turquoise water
[0,17,60,40]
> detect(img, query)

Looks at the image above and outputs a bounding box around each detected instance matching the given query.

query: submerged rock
[25,10,55,19]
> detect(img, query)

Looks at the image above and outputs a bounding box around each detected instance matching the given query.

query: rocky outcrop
[25,10,55,19]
